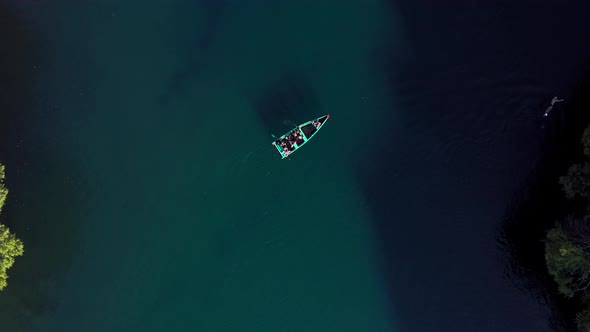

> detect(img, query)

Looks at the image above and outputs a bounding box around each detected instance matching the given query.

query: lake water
[1,1,590,331]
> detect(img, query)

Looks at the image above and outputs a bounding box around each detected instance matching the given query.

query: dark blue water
[364,1,590,331]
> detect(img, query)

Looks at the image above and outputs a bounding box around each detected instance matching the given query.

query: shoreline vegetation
[499,68,590,331]
[547,124,590,331]
[0,163,24,291]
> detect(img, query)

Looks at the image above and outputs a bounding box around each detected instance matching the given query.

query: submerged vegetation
[0,164,24,291]
[546,125,590,331]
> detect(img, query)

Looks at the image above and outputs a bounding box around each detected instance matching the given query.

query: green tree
[560,162,590,199]
[0,164,24,290]
[562,215,590,256]
[559,124,590,200]
[0,164,7,210]
[0,224,24,290]
[546,226,590,298]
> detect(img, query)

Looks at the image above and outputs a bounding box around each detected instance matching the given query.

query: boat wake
[226,145,275,177]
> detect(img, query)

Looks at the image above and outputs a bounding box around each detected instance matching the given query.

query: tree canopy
[0,163,24,291]
[546,123,590,330]
[0,224,24,290]
[546,226,590,298]
[560,162,590,200]
[0,164,7,211]
[558,124,590,200]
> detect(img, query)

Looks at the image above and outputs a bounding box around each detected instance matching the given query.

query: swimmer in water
[544,96,564,117]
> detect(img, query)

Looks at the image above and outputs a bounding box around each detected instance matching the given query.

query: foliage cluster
[0,163,24,291]
[0,164,7,210]
[546,226,590,297]
[547,125,590,331]
[559,125,590,199]
[0,224,24,290]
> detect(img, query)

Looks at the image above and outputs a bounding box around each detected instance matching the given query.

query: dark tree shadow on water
[0,5,83,331]
[499,65,590,332]
[250,72,321,137]
[363,0,590,330]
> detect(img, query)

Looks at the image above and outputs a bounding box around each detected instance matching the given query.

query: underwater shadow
[158,0,228,106]
[250,71,321,137]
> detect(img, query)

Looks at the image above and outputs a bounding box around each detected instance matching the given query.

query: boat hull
[272,114,330,159]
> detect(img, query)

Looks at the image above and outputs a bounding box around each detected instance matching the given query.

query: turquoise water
[1,1,397,331]
[5,0,590,330]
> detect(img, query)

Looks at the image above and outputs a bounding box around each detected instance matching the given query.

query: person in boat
[281,142,291,155]
[285,130,299,147]
[279,138,295,153]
